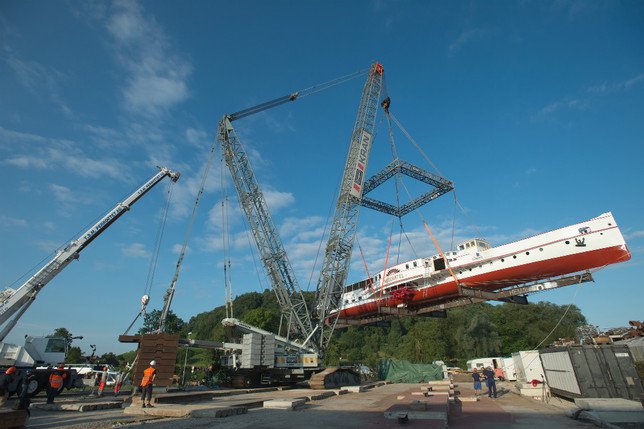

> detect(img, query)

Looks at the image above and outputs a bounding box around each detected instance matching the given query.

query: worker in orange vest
[47,364,67,404]
[140,360,157,408]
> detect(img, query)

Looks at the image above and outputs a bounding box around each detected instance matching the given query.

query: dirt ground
[17,379,595,429]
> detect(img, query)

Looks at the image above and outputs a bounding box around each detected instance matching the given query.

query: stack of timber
[119,333,179,387]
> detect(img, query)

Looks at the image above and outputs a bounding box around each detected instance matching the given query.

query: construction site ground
[9,379,599,429]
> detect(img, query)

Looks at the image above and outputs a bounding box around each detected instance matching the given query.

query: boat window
[459,245,464,250]
[466,243,470,248]
[433,257,446,271]
[405,264,409,269]
[413,261,417,267]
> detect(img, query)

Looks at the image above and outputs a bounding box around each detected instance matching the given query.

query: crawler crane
[218,63,385,387]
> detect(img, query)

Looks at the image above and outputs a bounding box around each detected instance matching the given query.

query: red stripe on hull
[337,244,630,320]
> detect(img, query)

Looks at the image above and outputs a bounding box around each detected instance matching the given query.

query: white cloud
[105,0,191,116]
[171,243,190,255]
[49,183,76,217]
[533,98,588,120]
[280,216,325,241]
[449,28,489,54]
[587,73,644,94]
[34,240,62,253]
[0,214,28,229]
[624,230,644,240]
[4,51,71,116]
[185,128,210,148]
[122,242,151,258]
[263,189,295,212]
[0,127,132,182]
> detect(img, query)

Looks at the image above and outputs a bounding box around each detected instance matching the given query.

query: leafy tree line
[128,289,586,370]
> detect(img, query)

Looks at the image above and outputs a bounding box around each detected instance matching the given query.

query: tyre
[16,377,43,397]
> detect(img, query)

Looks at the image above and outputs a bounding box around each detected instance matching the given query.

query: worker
[482,366,497,398]
[15,370,36,415]
[471,367,482,397]
[140,360,157,408]
[47,364,67,404]
[0,366,17,407]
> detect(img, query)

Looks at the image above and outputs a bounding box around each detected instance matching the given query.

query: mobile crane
[217,63,385,387]
[0,166,180,396]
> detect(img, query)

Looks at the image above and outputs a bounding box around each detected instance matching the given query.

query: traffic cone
[97,366,108,397]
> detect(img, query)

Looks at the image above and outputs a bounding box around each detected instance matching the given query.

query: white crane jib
[0,166,181,341]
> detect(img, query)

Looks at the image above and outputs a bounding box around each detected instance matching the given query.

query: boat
[333,212,630,320]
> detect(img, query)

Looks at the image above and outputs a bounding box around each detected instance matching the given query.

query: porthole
[469,268,472,271]
[501,258,505,262]
[513,255,517,259]
[600,232,603,235]
[539,248,543,251]
[526,251,530,255]
[608,223,612,226]
[565,241,570,244]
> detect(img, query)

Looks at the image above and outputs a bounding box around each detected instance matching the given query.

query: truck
[0,166,180,396]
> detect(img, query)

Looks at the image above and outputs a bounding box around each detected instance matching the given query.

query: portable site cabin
[512,350,544,383]
[466,357,516,380]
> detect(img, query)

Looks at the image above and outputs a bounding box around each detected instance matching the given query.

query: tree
[242,307,280,332]
[100,352,120,366]
[139,309,186,335]
[455,314,502,358]
[66,346,83,364]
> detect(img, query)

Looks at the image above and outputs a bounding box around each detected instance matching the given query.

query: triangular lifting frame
[359,159,454,216]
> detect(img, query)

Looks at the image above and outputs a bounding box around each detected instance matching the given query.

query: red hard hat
[58,364,65,370]
[6,366,16,375]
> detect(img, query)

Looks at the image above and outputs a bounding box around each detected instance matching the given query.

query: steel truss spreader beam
[359,159,454,217]
[314,63,385,353]
[218,117,313,340]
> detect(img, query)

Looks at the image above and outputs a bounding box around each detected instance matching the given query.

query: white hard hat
[150,360,157,366]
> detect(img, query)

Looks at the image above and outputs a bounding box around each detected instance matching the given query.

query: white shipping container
[539,350,581,394]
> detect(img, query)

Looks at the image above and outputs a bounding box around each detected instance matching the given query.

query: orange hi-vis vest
[140,367,156,387]
[49,371,66,389]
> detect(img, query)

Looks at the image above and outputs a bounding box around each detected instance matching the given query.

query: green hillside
[163,289,586,370]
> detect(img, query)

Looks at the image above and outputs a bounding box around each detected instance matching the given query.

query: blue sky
[1,1,642,355]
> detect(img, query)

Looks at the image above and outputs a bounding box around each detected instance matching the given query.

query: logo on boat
[575,238,586,247]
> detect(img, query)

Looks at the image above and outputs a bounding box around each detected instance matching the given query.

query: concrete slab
[306,391,335,401]
[384,403,448,423]
[456,396,480,402]
[32,401,123,412]
[594,410,644,425]
[342,385,367,393]
[263,397,307,410]
[574,398,643,411]
[123,403,247,418]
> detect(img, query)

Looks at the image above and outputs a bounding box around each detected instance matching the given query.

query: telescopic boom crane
[0,166,180,341]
